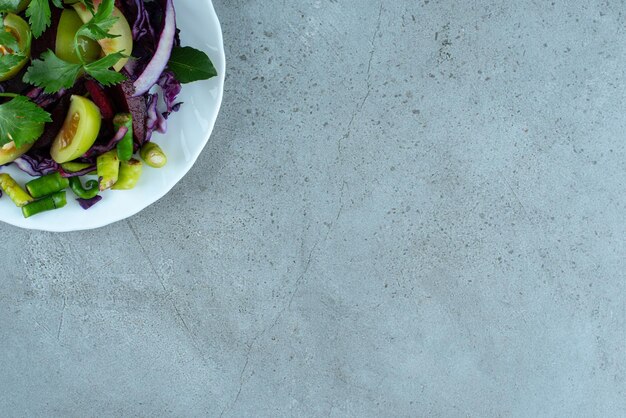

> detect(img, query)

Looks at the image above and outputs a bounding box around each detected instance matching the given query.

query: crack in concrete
[338,2,383,154]
[219,181,348,417]
[56,297,66,341]
[219,339,256,418]
[126,220,206,363]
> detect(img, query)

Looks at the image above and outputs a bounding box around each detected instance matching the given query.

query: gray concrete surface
[1,0,625,416]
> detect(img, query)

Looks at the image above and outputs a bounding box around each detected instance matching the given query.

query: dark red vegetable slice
[76,195,102,210]
[85,79,115,120]
[107,76,147,144]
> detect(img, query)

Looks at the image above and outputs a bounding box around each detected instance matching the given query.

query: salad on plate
[0,0,217,218]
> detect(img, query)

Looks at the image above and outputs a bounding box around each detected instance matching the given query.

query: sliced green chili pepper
[69,176,99,199]
[0,173,34,207]
[61,162,97,176]
[112,159,142,190]
[22,191,66,218]
[97,150,120,191]
[114,113,134,162]
[140,142,167,168]
[61,162,92,173]
[25,172,70,198]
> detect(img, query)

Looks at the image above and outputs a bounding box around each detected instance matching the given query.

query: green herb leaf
[21,0,126,92]
[0,95,52,148]
[26,0,52,38]
[84,52,126,85]
[0,53,23,74]
[23,50,83,93]
[0,17,26,77]
[0,18,20,52]
[0,0,21,12]
[75,0,118,41]
[24,0,63,38]
[167,46,217,84]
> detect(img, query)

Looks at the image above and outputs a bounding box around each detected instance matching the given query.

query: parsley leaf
[75,0,118,41]
[24,0,63,38]
[84,52,126,85]
[26,0,52,38]
[167,46,218,84]
[24,50,126,93]
[0,53,24,74]
[21,0,126,92]
[0,0,21,12]
[0,18,25,76]
[0,18,20,51]
[0,96,52,148]
[23,50,83,93]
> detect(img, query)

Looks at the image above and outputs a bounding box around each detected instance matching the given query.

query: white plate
[0,0,226,232]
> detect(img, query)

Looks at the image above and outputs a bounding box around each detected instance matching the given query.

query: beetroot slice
[107,78,147,144]
[85,79,115,120]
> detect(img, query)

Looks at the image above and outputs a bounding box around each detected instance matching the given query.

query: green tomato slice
[0,141,33,166]
[0,13,31,82]
[73,3,133,71]
[51,95,102,164]
[55,9,102,64]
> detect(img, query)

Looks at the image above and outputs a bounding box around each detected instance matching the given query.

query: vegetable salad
[0,0,217,218]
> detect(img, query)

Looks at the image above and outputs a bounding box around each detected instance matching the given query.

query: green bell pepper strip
[69,176,99,199]
[97,150,120,191]
[140,142,167,168]
[25,172,70,198]
[112,159,143,190]
[114,113,134,162]
[22,191,67,218]
[0,173,34,207]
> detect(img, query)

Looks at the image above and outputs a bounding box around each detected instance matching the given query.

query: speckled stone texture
[1,0,625,416]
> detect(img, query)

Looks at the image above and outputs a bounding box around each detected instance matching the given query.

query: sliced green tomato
[56,9,101,64]
[51,95,102,164]
[0,141,33,165]
[73,3,133,71]
[0,13,31,82]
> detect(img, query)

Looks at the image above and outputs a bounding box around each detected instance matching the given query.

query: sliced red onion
[59,165,97,178]
[82,126,129,159]
[144,93,159,142]
[76,195,103,210]
[13,155,59,177]
[157,70,181,114]
[25,87,43,100]
[132,0,176,97]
